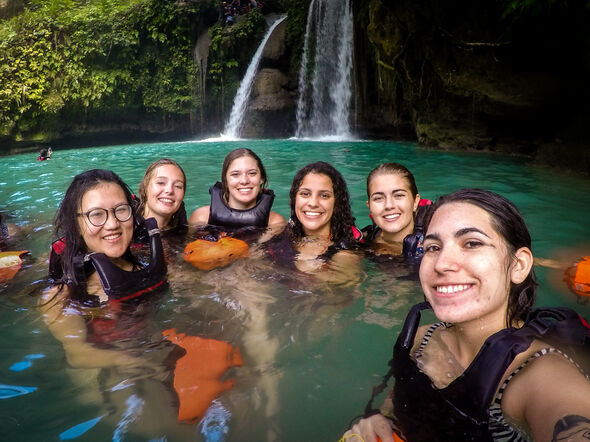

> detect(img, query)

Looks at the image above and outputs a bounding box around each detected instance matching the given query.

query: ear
[413,193,421,212]
[511,247,534,284]
[366,200,370,210]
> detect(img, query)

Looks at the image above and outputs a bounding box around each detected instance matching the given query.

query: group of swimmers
[32,147,590,440]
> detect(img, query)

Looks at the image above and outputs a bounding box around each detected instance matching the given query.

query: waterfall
[295,0,354,140]
[223,15,287,139]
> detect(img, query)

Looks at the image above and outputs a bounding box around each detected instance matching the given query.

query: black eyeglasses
[78,203,133,227]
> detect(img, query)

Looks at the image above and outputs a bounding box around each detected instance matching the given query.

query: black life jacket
[49,217,167,304]
[207,181,274,229]
[266,225,361,270]
[361,200,432,264]
[132,201,188,244]
[389,302,590,441]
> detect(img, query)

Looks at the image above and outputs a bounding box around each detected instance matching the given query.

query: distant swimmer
[37,147,52,161]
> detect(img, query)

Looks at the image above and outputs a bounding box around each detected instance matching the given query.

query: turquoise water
[1,139,590,441]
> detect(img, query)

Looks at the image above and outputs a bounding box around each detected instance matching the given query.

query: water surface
[1,139,589,441]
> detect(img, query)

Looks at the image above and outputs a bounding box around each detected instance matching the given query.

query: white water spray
[295,0,354,140]
[223,15,287,139]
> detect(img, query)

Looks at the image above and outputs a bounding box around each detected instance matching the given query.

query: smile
[436,284,471,294]
[304,211,322,217]
[238,188,253,193]
[158,198,175,204]
[103,233,121,241]
[383,214,400,220]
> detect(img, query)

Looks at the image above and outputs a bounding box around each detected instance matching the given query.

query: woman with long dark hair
[344,189,590,441]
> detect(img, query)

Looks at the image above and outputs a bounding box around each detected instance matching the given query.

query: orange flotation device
[163,328,243,423]
[377,432,405,442]
[0,251,28,283]
[182,236,249,271]
[564,256,590,299]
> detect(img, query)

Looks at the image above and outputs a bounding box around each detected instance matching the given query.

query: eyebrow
[424,227,490,241]
[299,187,333,193]
[370,188,407,198]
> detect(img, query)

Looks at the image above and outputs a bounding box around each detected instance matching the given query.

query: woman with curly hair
[268,161,361,283]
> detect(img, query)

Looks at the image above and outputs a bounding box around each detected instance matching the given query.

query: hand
[342,414,395,442]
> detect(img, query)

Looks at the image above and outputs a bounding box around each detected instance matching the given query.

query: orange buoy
[0,251,28,283]
[565,256,590,298]
[163,328,243,423]
[182,237,249,271]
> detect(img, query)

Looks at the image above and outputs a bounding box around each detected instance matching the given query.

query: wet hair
[289,161,356,245]
[366,162,418,198]
[137,158,186,229]
[423,188,537,326]
[220,148,268,203]
[54,169,135,291]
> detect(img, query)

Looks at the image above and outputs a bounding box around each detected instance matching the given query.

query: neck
[447,314,507,368]
[379,221,415,244]
[144,209,170,230]
[110,256,133,271]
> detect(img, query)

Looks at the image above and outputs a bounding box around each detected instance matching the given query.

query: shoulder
[502,345,590,437]
[189,205,210,225]
[268,211,286,228]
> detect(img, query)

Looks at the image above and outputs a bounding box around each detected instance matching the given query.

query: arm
[39,286,154,371]
[503,352,590,442]
[258,211,287,243]
[188,205,210,225]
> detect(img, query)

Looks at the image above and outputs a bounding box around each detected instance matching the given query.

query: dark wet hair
[423,188,537,326]
[366,162,418,198]
[54,169,135,290]
[220,148,268,204]
[289,161,356,245]
[137,158,186,229]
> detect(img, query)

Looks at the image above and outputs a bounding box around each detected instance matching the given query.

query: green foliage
[283,0,311,72]
[0,0,211,138]
[207,9,265,110]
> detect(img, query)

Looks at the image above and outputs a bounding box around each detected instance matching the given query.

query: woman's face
[294,172,335,239]
[226,156,262,209]
[78,182,133,259]
[367,172,420,240]
[419,202,516,326]
[145,164,185,223]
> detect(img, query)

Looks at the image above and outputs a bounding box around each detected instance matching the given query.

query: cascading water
[223,15,287,139]
[295,0,354,140]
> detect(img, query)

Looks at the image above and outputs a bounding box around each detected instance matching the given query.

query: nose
[308,193,320,207]
[103,209,120,229]
[164,182,174,194]
[384,195,395,209]
[432,244,460,273]
[239,173,250,184]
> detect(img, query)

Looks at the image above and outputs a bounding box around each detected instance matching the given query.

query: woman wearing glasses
[39,170,191,439]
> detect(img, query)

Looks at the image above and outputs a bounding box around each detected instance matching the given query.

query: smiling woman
[362,162,431,263]
[265,161,362,284]
[137,158,188,236]
[188,148,285,236]
[343,188,590,442]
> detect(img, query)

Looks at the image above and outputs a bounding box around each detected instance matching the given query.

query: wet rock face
[352,0,590,168]
[242,19,297,138]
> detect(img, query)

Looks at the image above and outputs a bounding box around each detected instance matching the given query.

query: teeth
[384,214,400,220]
[159,198,173,203]
[437,285,469,294]
[305,211,321,216]
[103,233,121,240]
